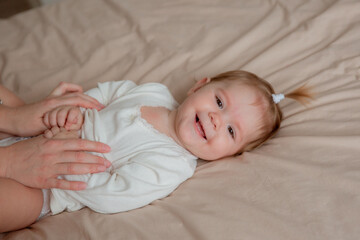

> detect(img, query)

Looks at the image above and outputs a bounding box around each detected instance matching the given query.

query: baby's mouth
[195,114,207,140]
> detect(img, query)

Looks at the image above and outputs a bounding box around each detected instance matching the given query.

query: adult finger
[46,178,87,191]
[47,93,104,110]
[62,93,104,110]
[59,92,101,106]
[58,151,111,167]
[56,163,107,176]
[58,82,83,94]
[48,82,83,98]
[52,138,111,153]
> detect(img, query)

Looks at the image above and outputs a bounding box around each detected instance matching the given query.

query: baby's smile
[173,78,264,161]
[195,114,207,140]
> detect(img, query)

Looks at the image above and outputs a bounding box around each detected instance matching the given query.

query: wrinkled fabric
[1,0,359,239]
[51,80,197,214]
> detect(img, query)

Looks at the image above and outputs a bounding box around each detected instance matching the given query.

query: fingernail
[103,144,111,152]
[78,182,87,190]
[105,160,112,167]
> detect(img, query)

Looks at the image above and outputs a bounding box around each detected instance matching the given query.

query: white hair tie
[272,93,285,104]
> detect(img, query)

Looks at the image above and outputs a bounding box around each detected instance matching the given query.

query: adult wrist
[0,106,18,135]
[0,146,10,178]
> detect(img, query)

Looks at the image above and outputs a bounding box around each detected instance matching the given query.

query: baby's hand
[43,105,84,131]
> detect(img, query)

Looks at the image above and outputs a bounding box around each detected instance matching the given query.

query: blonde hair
[210,70,314,153]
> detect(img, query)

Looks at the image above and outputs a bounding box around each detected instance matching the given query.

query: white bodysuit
[51,80,197,214]
[1,80,197,215]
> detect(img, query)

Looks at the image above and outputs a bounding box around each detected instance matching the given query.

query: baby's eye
[228,126,235,139]
[216,96,223,109]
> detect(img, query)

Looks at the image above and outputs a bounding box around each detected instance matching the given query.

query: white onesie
[49,80,198,214]
[0,80,197,217]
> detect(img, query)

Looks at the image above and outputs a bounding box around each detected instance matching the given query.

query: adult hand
[47,82,84,97]
[47,82,101,107]
[5,82,104,137]
[1,135,111,190]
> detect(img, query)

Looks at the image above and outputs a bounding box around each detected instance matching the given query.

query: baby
[0,70,312,232]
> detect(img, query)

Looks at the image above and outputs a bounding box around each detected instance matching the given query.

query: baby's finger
[49,109,60,127]
[56,108,68,127]
[68,108,80,123]
[57,107,70,127]
[64,108,77,130]
[50,126,61,136]
[44,129,53,139]
[43,112,51,128]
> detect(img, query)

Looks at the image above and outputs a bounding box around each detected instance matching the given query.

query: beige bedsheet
[1,0,359,239]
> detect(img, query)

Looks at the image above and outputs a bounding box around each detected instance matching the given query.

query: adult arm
[0,85,24,107]
[0,83,111,190]
[0,83,104,137]
[0,135,111,190]
[0,85,25,139]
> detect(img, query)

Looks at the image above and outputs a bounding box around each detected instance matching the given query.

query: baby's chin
[196,153,224,161]
[195,150,240,161]
[186,145,237,161]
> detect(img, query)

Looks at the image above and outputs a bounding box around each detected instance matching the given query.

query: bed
[1,0,359,239]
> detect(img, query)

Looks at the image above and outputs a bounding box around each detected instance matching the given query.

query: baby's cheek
[212,139,232,157]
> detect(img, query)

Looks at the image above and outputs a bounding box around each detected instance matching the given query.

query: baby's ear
[187,77,211,95]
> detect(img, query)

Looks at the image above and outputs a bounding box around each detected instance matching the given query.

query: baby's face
[174,79,263,160]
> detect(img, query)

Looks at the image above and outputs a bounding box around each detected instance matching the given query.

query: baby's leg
[0,178,43,232]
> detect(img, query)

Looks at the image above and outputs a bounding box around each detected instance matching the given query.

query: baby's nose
[209,112,221,130]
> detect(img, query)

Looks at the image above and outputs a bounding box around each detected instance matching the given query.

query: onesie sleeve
[84,80,137,106]
[50,153,195,214]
